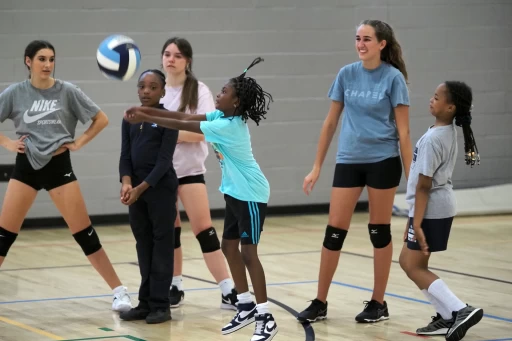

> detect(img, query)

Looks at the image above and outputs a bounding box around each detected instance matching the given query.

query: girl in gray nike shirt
[0,40,133,312]
[399,81,483,340]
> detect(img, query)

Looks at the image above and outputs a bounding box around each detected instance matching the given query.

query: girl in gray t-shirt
[0,40,133,312]
[400,81,483,340]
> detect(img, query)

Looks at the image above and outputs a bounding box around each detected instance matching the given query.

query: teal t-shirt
[200,110,270,203]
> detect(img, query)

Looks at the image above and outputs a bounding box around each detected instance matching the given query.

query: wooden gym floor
[0,212,511,341]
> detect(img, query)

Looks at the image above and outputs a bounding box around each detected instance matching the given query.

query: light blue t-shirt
[199,110,270,203]
[328,61,410,164]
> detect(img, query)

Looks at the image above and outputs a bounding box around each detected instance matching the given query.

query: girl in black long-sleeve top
[118,69,178,324]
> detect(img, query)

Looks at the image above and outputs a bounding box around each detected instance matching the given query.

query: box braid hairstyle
[229,57,273,126]
[444,81,480,167]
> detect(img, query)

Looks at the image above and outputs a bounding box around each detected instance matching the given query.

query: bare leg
[0,179,38,267]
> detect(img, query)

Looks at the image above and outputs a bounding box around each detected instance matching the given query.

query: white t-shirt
[160,81,216,179]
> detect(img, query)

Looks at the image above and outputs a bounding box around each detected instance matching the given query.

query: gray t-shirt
[0,79,100,169]
[405,124,458,219]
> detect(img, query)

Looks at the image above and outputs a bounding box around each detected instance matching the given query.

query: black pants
[129,185,177,311]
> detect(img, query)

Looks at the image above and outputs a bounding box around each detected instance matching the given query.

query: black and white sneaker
[169,285,184,308]
[251,313,278,341]
[221,302,257,335]
[416,313,454,335]
[355,300,389,323]
[445,305,483,341]
[296,299,328,323]
[221,288,238,311]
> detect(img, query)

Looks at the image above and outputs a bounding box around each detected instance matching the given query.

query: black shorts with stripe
[222,194,267,245]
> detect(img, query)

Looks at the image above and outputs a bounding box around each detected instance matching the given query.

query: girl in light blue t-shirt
[298,19,413,324]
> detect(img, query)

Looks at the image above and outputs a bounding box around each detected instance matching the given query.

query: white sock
[237,291,253,304]
[422,289,452,320]
[172,275,183,291]
[428,279,466,314]
[218,278,234,296]
[256,302,270,315]
[113,285,126,294]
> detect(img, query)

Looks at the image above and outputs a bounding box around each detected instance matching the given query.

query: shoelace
[254,318,264,334]
[362,300,378,311]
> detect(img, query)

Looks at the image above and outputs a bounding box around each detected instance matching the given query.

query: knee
[241,245,257,266]
[174,227,181,249]
[368,224,392,249]
[323,225,348,251]
[398,251,409,273]
[221,238,237,257]
[196,227,221,253]
[0,226,18,257]
[73,225,102,256]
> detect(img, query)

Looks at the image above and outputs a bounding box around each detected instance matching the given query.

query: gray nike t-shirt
[0,79,100,169]
[405,124,458,219]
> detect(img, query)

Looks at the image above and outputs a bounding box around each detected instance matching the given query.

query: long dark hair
[359,20,408,82]
[161,37,198,112]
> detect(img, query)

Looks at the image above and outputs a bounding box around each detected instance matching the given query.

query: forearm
[144,116,202,134]
[178,130,204,142]
[413,188,430,225]
[0,134,10,150]
[399,134,413,180]
[140,107,192,120]
[75,113,108,148]
[136,181,150,193]
[121,175,132,185]
[313,120,338,170]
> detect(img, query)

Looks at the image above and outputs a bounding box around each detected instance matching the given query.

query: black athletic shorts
[10,150,77,191]
[406,217,454,252]
[223,194,267,245]
[332,156,402,189]
[178,174,205,186]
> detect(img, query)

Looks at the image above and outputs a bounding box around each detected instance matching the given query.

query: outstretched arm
[131,106,207,122]
[125,111,203,135]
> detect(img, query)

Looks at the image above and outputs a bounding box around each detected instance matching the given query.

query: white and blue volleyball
[96,35,141,81]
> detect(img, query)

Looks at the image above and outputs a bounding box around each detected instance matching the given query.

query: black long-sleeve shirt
[119,105,179,189]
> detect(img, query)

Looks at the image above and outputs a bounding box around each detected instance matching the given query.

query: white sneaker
[112,287,133,312]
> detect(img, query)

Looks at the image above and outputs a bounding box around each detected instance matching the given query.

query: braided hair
[138,69,166,87]
[444,81,480,167]
[229,57,273,126]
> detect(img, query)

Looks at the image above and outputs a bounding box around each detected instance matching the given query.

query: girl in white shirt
[160,37,237,310]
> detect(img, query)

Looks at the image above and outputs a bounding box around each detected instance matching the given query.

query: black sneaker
[146,308,172,324]
[119,306,150,321]
[296,299,328,323]
[221,288,238,311]
[221,302,257,335]
[169,285,184,308]
[251,313,278,341]
[445,305,483,341]
[355,300,389,323]
[416,313,454,335]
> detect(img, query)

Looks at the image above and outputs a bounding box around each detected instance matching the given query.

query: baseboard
[20,201,369,229]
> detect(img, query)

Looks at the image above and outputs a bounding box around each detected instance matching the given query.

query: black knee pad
[73,225,102,256]
[196,227,221,253]
[368,224,391,249]
[323,225,348,251]
[0,227,18,257]
[174,227,181,249]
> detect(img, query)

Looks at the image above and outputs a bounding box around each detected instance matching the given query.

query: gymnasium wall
[0,0,511,220]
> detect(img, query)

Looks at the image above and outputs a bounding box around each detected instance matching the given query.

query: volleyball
[96,34,141,81]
